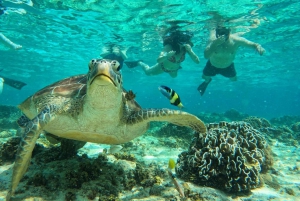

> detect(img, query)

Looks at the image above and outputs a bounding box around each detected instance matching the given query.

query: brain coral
[176,121,269,193]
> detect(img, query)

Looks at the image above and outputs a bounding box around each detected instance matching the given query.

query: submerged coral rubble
[176,121,270,193]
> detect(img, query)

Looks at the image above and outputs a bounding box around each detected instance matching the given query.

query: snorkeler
[100,44,128,70]
[125,30,200,78]
[198,26,265,96]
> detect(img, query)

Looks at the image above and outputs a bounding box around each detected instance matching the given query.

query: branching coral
[176,121,271,193]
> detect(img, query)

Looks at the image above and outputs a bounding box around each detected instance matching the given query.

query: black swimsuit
[203,60,236,78]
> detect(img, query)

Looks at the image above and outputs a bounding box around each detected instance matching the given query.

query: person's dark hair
[163,30,194,54]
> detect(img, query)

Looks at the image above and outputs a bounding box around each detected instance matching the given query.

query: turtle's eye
[88,59,97,70]
[111,60,121,71]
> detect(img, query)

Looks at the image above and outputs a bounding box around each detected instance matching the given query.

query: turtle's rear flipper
[0,75,27,90]
[127,109,206,134]
[7,105,56,201]
[124,60,142,68]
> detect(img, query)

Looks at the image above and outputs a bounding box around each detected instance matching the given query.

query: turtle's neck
[83,85,123,120]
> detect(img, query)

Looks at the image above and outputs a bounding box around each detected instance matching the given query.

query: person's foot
[197,78,212,96]
[124,60,143,68]
[14,44,22,50]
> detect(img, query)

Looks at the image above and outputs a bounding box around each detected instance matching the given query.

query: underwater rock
[176,121,272,193]
[270,115,300,127]
[261,173,280,190]
[224,109,249,121]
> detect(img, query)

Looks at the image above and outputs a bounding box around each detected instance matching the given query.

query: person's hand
[14,45,22,50]
[112,47,120,55]
[214,36,226,45]
[166,50,176,58]
[256,44,265,55]
[183,44,192,52]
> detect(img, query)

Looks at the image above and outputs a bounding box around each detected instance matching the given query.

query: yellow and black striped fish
[158,85,184,108]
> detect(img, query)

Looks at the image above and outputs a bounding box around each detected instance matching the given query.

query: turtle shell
[18,74,141,118]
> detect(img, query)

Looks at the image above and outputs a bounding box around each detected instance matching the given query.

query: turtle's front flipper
[127,108,206,133]
[6,105,57,201]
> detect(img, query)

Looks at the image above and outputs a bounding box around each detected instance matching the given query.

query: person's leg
[0,33,22,50]
[138,62,164,76]
[202,60,216,82]
[198,61,216,96]
[202,74,212,82]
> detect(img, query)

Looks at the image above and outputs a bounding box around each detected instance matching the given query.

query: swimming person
[100,44,128,70]
[125,30,200,78]
[197,26,265,96]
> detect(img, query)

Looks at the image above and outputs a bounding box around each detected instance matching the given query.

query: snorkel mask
[176,31,193,45]
[164,31,193,45]
[216,26,230,40]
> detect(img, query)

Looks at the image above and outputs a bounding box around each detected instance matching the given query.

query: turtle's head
[88,59,122,87]
[86,59,123,106]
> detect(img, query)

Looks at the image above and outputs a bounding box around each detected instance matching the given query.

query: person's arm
[204,36,226,59]
[236,36,265,55]
[156,45,175,63]
[183,44,200,64]
[0,33,22,50]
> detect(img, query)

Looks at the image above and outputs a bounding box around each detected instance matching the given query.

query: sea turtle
[6,59,206,200]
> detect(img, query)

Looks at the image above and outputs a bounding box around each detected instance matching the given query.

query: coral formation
[134,163,165,188]
[197,110,249,124]
[150,122,194,138]
[112,152,136,162]
[0,137,21,164]
[243,116,271,129]
[0,129,16,138]
[291,122,300,132]
[0,105,21,129]
[270,115,300,127]
[176,121,271,193]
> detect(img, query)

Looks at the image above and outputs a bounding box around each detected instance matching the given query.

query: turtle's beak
[90,61,117,86]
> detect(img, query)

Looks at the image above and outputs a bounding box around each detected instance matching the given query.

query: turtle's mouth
[90,74,116,86]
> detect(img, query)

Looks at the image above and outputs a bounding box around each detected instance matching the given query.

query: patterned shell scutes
[33,74,87,99]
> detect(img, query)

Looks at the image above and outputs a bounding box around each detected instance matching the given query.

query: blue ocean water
[0,0,299,119]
